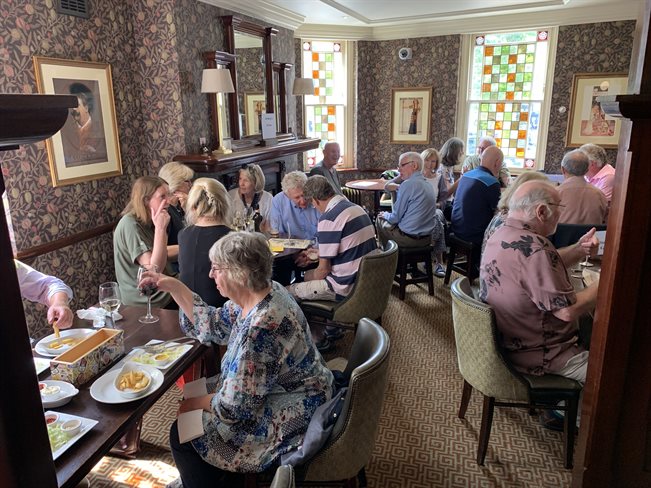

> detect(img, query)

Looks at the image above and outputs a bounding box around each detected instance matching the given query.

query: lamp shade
[292,77,314,96]
[201,68,235,94]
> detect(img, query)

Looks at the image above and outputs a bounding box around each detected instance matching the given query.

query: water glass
[99,282,121,328]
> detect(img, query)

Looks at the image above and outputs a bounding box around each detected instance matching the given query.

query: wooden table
[345,178,387,218]
[37,306,207,488]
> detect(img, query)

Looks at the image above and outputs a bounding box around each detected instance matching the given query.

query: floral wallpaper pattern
[545,21,635,173]
[356,36,461,171]
[1,0,297,337]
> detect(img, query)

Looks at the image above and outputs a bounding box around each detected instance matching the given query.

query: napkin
[76,307,123,328]
[178,377,208,443]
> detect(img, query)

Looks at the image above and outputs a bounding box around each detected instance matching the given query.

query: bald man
[480,180,599,384]
[309,142,343,195]
[451,146,503,276]
[462,136,511,187]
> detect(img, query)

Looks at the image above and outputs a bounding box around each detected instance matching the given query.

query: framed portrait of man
[33,56,123,186]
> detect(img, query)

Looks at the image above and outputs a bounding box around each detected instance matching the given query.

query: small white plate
[90,364,164,404]
[33,357,50,375]
[35,329,96,357]
[40,380,79,408]
[126,341,193,370]
[45,410,98,461]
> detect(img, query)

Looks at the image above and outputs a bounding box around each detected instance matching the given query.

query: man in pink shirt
[558,149,608,225]
[580,143,616,202]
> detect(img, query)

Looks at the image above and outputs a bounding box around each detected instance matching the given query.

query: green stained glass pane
[487,111,496,121]
[498,91,506,100]
[501,55,508,64]
[315,107,321,115]
[498,82,507,91]
[504,113,512,121]
[516,64,525,73]
[315,123,322,132]
[480,103,489,111]
[479,121,488,130]
[326,87,333,96]
[518,44,527,54]
[516,73,524,82]
[514,82,523,92]
[494,46,501,55]
[325,53,333,62]
[523,72,533,82]
[500,64,508,74]
[525,54,534,63]
[325,71,333,79]
[508,64,516,73]
[482,92,490,100]
[510,45,518,54]
[492,74,500,83]
[527,44,535,53]
[513,103,520,111]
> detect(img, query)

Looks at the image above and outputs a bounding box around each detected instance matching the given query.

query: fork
[133,336,196,354]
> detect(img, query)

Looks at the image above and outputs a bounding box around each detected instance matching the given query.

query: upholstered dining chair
[299,240,399,330]
[450,277,582,469]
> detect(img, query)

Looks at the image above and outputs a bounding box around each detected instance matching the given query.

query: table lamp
[292,78,314,138]
[201,68,235,155]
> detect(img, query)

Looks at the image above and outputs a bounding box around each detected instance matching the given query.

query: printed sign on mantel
[261,113,276,140]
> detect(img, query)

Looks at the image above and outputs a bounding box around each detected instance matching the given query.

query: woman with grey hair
[178,178,231,307]
[227,164,273,231]
[138,231,334,487]
[438,137,465,217]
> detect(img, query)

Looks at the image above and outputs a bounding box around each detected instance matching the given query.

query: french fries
[53,320,60,339]
[116,370,150,391]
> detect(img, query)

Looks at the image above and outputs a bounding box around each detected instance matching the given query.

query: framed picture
[390,87,432,144]
[244,92,266,136]
[33,56,122,186]
[566,72,628,148]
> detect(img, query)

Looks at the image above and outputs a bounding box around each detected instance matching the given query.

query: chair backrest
[450,277,528,402]
[303,318,391,482]
[550,223,607,249]
[333,240,399,324]
[270,465,295,488]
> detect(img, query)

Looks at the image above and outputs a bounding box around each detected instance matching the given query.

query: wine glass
[137,264,160,324]
[580,254,594,268]
[99,282,121,328]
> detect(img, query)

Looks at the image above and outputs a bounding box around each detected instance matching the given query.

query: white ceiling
[202,0,642,39]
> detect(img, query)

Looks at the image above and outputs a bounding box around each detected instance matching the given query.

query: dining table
[345,178,387,218]
[35,305,208,488]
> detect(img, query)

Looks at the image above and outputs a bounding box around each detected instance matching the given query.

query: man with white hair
[480,180,599,385]
[462,135,511,187]
[580,143,616,202]
[309,141,343,195]
[558,149,608,224]
[376,152,437,248]
[270,171,319,240]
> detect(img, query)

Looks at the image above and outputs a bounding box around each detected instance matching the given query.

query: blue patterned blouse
[179,281,334,473]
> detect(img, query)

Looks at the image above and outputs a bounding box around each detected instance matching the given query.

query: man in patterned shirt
[480,181,598,384]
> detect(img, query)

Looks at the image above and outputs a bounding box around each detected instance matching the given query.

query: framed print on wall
[245,92,266,136]
[566,72,628,148]
[33,56,122,187]
[390,87,432,144]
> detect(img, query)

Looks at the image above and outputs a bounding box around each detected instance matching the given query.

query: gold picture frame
[566,72,628,148]
[245,92,266,136]
[390,87,432,144]
[33,56,123,187]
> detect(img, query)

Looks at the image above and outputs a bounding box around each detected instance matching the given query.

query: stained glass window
[302,41,347,167]
[466,31,549,169]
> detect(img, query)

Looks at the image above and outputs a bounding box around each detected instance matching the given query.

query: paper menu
[177,377,208,443]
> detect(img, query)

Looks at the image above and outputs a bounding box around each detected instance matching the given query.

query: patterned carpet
[88,276,572,487]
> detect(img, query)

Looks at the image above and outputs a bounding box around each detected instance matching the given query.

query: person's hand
[138,271,178,295]
[294,250,311,267]
[578,227,599,257]
[177,394,212,415]
[174,191,188,208]
[47,304,73,329]
[151,199,170,230]
[377,211,386,221]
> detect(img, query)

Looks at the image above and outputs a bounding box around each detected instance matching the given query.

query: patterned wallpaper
[356,36,461,171]
[1,0,297,338]
[545,21,635,173]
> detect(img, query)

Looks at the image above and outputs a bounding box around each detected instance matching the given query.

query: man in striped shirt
[288,175,377,302]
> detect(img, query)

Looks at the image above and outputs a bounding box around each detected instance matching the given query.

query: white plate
[33,357,50,375]
[35,329,96,357]
[125,341,193,370]
[40,380,79,408]
[45,411,98,461]
[90,364,164,404]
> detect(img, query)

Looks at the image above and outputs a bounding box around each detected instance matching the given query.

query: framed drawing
[33,56,122,187]
[390,87,432,144]
[245,92,266,136]
[566,72,628,148]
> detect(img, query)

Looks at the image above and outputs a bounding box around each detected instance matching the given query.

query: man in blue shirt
[451,145,503,277]
[375,152,437,248]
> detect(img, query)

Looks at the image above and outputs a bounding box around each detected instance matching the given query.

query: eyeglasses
[209,265,230,275]
[547,202,566,208]
[398,161,414,168]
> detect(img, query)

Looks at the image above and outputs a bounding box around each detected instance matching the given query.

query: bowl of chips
[114,362,152,398]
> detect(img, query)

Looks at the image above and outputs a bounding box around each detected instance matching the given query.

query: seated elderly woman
[228,164,273,231]
[140,232,334,488]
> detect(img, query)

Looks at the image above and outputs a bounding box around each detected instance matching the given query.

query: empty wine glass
[137,264,160,324]
[580,254,594,268]
[99,282,121,328]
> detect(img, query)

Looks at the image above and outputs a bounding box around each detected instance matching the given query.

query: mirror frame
[273,62,292,133]
[222,15,277,140]
[202,50,236,150]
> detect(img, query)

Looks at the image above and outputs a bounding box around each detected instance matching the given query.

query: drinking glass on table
[99,282,121,328]
[137,264,160,324]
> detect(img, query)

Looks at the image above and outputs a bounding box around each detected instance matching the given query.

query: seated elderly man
[451,146,503,277]
[376,152,437,248]
[558,149,608,225]
[580,143,616,202]
[480,180,599,388]
[461,136,511,187]
[309,141,343,195]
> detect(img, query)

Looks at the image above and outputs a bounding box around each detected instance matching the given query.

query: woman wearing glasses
[228,164,273,231]
[139,232,333,488]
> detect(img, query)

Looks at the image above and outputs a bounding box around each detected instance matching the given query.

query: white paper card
[595,230,606,255]
[183,377,207,399]
[261,113,276,140]
[178,409,204,443]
